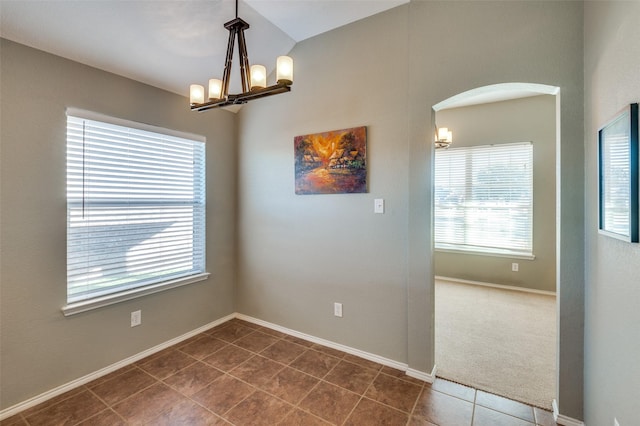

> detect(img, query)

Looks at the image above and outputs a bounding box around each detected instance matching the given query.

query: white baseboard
[436,275,556,296]
[553,399,585,426]
[0,314,235,421]
[235,313,435,383]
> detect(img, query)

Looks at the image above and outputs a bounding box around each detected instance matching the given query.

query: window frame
[62,108,208,316]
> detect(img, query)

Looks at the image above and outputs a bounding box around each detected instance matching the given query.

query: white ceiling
[0,0,408,97]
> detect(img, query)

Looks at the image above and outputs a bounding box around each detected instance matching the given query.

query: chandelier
[189,0,294,112]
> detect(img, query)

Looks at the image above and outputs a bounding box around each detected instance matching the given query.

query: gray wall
[584,2,640,425]
[237,5,410,361]
[238,0,584,418]
[0,39,237,409]
[435,95,557,293]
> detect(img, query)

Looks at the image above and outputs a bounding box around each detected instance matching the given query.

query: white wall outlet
[374,198,384,214]
[334,302,343,318]
[614,418,620,426]
[511,262,519,272]
[131,310,142,327]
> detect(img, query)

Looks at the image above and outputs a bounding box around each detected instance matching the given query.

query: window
[65,110,206,314]
[434,142,533,257]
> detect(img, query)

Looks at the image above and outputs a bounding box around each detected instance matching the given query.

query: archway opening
[432,83,560,409]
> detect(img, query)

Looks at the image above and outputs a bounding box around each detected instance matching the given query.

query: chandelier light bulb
[277,56,293,85]
[208,79,222,100]
[250,65,267,90]
[190,84,205,105]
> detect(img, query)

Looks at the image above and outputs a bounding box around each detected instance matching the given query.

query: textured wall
[584,2,640,425]
[0,39,237,409]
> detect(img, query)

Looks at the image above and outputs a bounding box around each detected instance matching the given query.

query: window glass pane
[435,142,533,256]
[66,115,206,303]
[601,112,631,235]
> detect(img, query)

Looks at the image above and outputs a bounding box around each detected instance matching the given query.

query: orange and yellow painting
[294,126,367,194]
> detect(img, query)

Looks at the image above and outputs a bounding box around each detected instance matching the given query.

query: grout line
[406,378,426,424]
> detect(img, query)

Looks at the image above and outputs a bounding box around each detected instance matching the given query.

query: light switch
[374,198,384,214]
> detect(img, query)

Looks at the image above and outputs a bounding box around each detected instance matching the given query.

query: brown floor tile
[7,322,549,426]
[413,387,473,426]
[178,335,228,360]
[0,415,28,426]
[260,367,320,404]
[225,390,293,425]
[192,374,254,415]
[112,383,185,424]
[365,372,423,413]
[85,365,136,389]
[534,407,557,426]
[260,339,308,364]
[208,322,255,342]
[228,318,260,329]
[431,378,476,402]
[21,387,86,418]
[324,359,379,394]
[76,408,126,425]
[24,390,107,426]
[233,331,280,352]
[134,346,176,366]
[473,405,536,426]
[299,381,360,425]
[89,367,156,405]
[344,398,409,426]
[290,349,341,378]
[311,343,346,359]
[278,408,332,425]
[342,353,384,371]
[202,344,253,371]
[163,361,224,396]
[475,390,535,423]
[380,366,426,386]
[150,398,229,425]
[138,349,196,380]
[283,334,315,347]
[230,354,285,387]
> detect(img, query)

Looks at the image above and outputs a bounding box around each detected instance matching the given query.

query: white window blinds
[600,112,632,236]
[434,142,533,256]
[66,114,206,304]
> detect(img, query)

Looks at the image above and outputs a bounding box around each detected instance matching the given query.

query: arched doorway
[432,83,560,409]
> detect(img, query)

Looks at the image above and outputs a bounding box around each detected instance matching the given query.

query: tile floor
[1,319,557,426]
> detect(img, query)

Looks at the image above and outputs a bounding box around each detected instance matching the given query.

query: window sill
[62,272,210,317]
[435,246,535,260]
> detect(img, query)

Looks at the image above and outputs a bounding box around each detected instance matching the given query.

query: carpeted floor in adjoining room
[435,278,557,409]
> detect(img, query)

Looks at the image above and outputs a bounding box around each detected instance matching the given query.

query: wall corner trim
[0,314,235,421]
[406,365,437,384]
[553,399,585,426]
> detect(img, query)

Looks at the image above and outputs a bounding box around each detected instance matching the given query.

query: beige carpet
[435,278,556,409]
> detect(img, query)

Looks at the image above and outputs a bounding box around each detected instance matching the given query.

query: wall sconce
[435,126,453,149]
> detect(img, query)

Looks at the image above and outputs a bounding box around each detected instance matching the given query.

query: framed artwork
[598,103,639,242]
[294,126,367,194]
